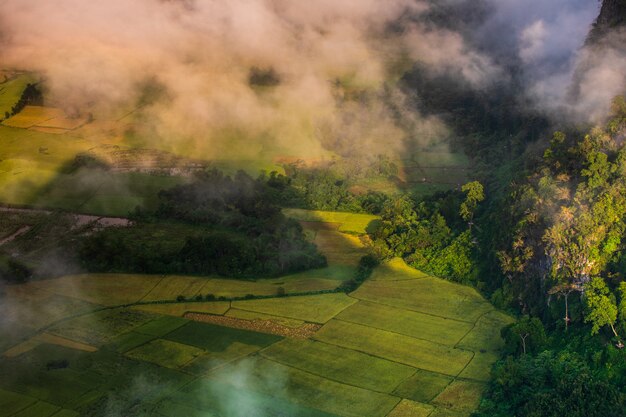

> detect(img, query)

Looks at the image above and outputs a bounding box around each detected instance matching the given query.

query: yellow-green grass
[350,263,495,322]
[164,322,283,374]
[140,275,206,301]
[208,358,400,417]
[0,388,37,417]
[432,379,486,413]
[313,230,367,265]
[47,309,155,347]
[1,293,99,353]
[164,321,282,354]
[0,349,103,408]
[133,301,231,317]
[283,208,379,234]
[30,274,160,306]
[0,74,37,117]
[225,308,305,328]
[163,375,337,417]
[125,339,204,369]
[232,293,357,324]
[314,320,473,376]
[393,370,454,403]
[0,126,93,206]
[260,338,415,393]
[336,300,473,346]
[3,106,65,129]
[429,408,470,417]
[182,343,268,375]
[457,310,514,351]
[106,331,156,354]
[9,400,61,417]
[458,350,501,382]
[132,315,190,337]
[369,257,429,281]
[387,400,434,417]
[139,273,343,302]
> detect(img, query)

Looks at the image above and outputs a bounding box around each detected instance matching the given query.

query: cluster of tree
[470,97,626,414]
[495,97,626,341]
[370,181,484,284]
[3,83,43,120]
[80,169,326,278]
[474,348,625,417]
[262,160,393,214]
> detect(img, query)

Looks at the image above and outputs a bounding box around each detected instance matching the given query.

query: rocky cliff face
[588,0,626,42]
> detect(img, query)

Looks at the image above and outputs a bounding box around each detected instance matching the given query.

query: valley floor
[0,212,512,417]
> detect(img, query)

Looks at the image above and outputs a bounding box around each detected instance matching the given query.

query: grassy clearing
[225,308,305,327]
[369,257,429,281]
[0,74,37,117]
[106,331,156,353]
[163,322,283,375]
[387,399,434,417]
[0,126,91,206]
[261,338,416,393]
[133,301,230,317]
[164,321,281,353]
[351,269,494,322]
[393,370,454,402]
[208,358,400,417]
[48,309,155,347]
[31,274,160,306]
[313,230,367,265]
[0,293,99,353]
[283,208,379,234]
[457,310,514,351]
[132,315,190,337]
[3,106,65,129]
[336,300,473,346]
[432,379,486,413]
[9,400,61,417]
[0,388,37,417]
[126,339,204,369]
[232,293,357,324]
[163,376,336,417]
[314,320,473,376]
[457,350,501,382]
[140,275,206,301]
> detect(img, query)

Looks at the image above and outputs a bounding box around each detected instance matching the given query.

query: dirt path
[0,226,31,246]
[184,312,321,339]
[0,205,131,228]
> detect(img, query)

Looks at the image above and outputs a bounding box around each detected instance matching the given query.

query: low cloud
[0,0,503,161]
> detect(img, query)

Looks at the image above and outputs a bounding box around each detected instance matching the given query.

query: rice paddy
[0,185,511,417]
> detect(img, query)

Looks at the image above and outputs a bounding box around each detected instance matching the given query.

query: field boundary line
[310,337,459,378]
[138,275,168,302]
[260,354,406,401]
[454,310,495,350]
[332,317,465,351]
[345,296,476,324]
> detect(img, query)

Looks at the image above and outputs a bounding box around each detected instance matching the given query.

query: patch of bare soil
[184,312,321,339]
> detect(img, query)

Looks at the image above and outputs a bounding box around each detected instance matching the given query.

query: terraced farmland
[0,211,512,416]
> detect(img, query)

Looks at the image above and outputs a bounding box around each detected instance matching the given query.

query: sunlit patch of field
[0,222,511,417]
[231,293,357,324]
[0,73,37,117]
[2,106,79,130]
[284,208,379,234]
